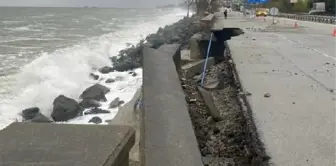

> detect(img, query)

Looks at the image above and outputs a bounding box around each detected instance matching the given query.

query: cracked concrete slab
[222,12,335,166]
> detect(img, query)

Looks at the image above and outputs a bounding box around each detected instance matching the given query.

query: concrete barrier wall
[141,45,203,166]
[201,13,215,33]
[0,123,135,166]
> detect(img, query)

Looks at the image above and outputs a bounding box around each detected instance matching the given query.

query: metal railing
[276,13,336,24]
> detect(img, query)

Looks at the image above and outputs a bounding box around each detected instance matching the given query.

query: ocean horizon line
[0,5,182,9]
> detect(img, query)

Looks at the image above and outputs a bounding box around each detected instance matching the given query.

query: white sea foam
[0,8,188,129]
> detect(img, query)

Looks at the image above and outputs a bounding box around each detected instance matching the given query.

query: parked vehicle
[256,8,268,17]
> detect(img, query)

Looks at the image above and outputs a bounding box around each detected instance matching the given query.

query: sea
[0,7,188,129]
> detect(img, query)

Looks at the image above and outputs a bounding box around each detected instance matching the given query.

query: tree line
[182,0,209,16]
[262,0,310,13]
[262,0,335,14]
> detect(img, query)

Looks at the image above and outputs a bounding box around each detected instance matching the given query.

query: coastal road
[216,12,336,165]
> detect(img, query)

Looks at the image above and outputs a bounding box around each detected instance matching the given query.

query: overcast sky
[0,0,182,8]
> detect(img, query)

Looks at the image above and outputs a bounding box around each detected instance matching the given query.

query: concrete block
[197,86,224,122]
[201,14,215,32]
[141,47,203,166]
[181,49,191,60]
[182,57,215,78]
[201,13,215,21]
[189,33,203,59]
[0,123,135,166]
[181,49,197,66]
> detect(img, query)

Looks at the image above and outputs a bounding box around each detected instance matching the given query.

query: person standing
[224,8,228,19]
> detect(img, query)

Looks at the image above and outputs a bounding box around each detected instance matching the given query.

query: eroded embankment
[181,42,269,166]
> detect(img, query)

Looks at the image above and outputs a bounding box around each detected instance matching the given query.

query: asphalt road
[218,12,336,166]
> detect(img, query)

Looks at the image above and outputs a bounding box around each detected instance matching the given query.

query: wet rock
[98,66,113,74]
[109,98,120,108]
[105,78,116,83]
[51,95,83,122]
[29,113,53,123]
[84,108,110,115]
[112,61,141,72]
[119,100,125,105]
[89,73,99,80]
[21,107,52,123]
[105,119,112,123]
[21,107,39,120]
[264,93,271,98]
[79,84,110,102]
[109,97,124,108]
[88,116,102,124]
[79,99,101,109]
[128,71,138,77]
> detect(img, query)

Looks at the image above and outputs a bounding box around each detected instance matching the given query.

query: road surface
[215,12,336,166]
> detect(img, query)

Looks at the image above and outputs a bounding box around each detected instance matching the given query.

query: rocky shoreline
[20,14,203,125]
[180,44,269,165]
[110,15,202,72]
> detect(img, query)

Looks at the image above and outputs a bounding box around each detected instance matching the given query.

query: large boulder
[109,97,124,109]
[98,66,113,74]
[79,84,110,102]
[89,73,99,80]
[29,113,53,123]
[21,107,52,123]
[79,99,101,109]
[89,116,102,124]
[21,107,40,120]
[105,78,115,83]
[51,95,83,122]
[84,108,110,115]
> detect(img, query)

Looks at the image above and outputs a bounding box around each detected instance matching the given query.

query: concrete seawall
[140,45,203,166]
[0,123,135,166]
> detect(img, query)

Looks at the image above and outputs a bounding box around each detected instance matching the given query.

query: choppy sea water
[0,7,188,129]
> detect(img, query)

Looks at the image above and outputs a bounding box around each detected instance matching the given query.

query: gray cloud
[0,0,182,8]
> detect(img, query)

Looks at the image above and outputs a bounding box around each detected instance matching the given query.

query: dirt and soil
[181,46,270,166]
